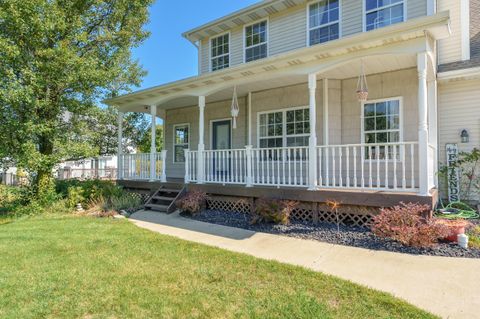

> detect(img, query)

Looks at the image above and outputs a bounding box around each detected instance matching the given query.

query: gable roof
[182,0,306,44]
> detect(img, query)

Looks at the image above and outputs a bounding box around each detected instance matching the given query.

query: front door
[212,120,232,179]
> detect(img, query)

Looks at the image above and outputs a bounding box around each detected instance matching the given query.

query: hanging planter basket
[356,60,369,102]
[231,86,240,129]
[356,90,369,102]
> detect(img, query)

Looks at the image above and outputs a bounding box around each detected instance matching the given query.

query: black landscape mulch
[184,210,480,259]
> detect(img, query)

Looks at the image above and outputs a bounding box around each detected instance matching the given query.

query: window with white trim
[245,21,268,62]
[211,34,229,71]
[258,108,310,148]
[363,99,401,159]
[173,124,189,163]
[365,0,404,31]
[309,0,340,46]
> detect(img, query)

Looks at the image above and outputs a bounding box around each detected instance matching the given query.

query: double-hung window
[245,20,268,62]
[362,98,401,160]
[309,0,340,46]
[258,108,310,148]
[211,33,229,71]
[258,108,310,160]
[173,124,189,163]
[365,0,404,31]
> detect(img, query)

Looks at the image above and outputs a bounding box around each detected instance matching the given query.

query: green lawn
[0,216,437,319]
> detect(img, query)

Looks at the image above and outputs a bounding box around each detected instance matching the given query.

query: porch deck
[118,179,437,209]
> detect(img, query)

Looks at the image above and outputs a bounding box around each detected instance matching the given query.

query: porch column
[417,53,430,196]
[150,105,157,181]
[197,96,206,184]
[117,111,124,180]
[308,73,318,190]
[247,92,252,146]
[428,79,438,188]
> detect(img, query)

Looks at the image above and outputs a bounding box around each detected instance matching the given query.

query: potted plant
[435,219,472,242]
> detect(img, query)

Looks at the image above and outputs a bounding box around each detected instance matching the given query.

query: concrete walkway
[130,211,480,319]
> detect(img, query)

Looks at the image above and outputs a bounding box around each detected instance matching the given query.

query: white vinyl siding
[438,79,480,201]
[407,0,427,19]
[342,0,363,36]
[438,80,480,161]
[230,27,244,67]
[200,38,209,74]
[197,0,429,74]
[438,0,463,64]
[269,5,307,55]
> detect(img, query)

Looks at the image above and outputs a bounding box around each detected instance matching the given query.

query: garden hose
[436,201,479,220]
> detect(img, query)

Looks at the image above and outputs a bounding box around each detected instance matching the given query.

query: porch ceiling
[104,12,450,114]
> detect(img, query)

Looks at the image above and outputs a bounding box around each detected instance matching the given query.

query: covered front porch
[107,13,450,198]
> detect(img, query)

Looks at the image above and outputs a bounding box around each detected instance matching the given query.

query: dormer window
[245,20,268,62]
[308,0,340,46]
[211,33,230,71]
[365,0,404,31]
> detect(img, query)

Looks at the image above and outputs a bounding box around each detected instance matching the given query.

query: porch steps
[144,183,186,214]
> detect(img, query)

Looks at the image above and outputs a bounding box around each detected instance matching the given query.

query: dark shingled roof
[438,57,480,73]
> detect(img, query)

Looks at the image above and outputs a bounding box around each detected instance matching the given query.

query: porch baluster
[184,149,190,183]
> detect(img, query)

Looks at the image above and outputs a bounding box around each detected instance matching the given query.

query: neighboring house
[1,167,19,186]
[105,0,480,216]
[57,156,118,180]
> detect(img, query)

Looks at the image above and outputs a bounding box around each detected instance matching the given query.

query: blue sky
[132,0,259,91]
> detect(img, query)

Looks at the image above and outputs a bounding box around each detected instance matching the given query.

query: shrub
[67,186,85,208]
[371,202,450,248]
[82,191,142,217]
[176,191,208,215]
[467,226,480,249]
[251,199,298,225]
[56,179,123,205]
[110,193,142,212]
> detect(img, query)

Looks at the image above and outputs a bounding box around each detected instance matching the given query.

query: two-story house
[105,0,479,219]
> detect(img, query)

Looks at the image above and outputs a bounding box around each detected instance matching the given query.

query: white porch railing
[119,151,167,181]
[251,147,309,187]
[185,142,419,192]
[316,142,419,191]
[204,149,247,184]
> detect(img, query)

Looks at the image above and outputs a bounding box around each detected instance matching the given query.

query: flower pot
[435,219,471,242]
[445,225,466,242]
[356,90,368,102]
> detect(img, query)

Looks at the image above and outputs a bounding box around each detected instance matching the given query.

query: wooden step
[157,188,180,194]
[145,204,169,212]
[153,196,177,201]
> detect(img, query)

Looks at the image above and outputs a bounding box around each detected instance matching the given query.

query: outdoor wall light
[461,129,469,143]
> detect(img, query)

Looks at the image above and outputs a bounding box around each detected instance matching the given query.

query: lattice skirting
[204,195,377,228]
[139,194,151,204]
[206,196,253,215]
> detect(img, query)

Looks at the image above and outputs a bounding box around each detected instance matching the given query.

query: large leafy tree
[0,0,154,197]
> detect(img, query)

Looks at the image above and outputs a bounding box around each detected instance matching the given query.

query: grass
[0,216,438,319]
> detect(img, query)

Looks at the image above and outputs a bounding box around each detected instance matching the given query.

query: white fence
[185,142,420,192]
[57,168,117,180]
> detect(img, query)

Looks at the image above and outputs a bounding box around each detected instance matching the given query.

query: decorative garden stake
[356,60,368,102]
[231,86,240,129]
